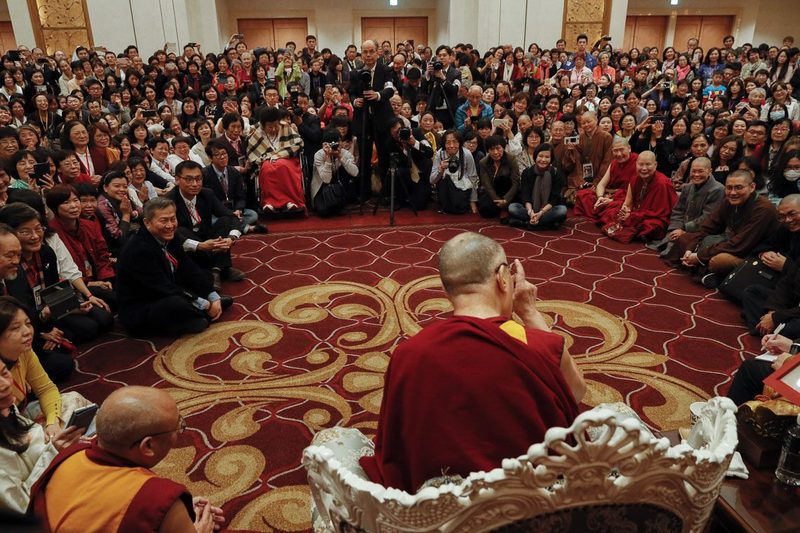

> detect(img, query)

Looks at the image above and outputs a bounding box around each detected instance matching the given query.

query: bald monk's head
[779,194,800,232]
[439,232,506,297]
[96,386,181,464]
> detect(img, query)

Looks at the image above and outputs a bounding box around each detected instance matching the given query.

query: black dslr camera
[328,142,339,151]
[358,69,372,93]
[398,127,411,141]
[447,156,460,174]
[431,59,443,71]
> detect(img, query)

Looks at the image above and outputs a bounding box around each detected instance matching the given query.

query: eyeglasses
[128,414,186,447]
[17,226,45,237]
[778,210,800,221]
[179,176,203,183]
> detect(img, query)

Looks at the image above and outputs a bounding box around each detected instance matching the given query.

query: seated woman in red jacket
[44,185,117,311]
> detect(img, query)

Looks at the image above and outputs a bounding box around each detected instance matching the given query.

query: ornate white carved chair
[303,397,738,533]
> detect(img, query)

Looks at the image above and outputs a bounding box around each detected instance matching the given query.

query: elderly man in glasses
[29,386,225,532]
[310,232,585,496]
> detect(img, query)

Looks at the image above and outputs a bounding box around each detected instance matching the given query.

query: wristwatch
[790,342,800,355]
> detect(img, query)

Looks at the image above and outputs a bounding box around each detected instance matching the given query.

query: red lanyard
[22,253,43,290]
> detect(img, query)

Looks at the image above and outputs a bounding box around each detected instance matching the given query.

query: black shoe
[701,273,722,289]
[212,269,222,292]
[500,217,510,225]
[220,295,234,311]
[250,224,269,234]
[222,267,246,282]
[508,218,525,228]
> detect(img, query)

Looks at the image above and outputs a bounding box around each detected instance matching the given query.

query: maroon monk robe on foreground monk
[574,137,638,222]
[360,232,584,493]
[600,151,677,243]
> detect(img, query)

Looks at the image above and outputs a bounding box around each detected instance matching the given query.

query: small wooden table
[662,430,800,532]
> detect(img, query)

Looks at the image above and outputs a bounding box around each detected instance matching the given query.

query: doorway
[361,17,428,51]
[237,18,308,51]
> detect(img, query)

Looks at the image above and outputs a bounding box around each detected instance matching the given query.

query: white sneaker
[263,203,275,212]
[286,202,299,211]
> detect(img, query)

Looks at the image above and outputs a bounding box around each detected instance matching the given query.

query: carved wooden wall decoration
[27,0,93,55]
[563,0,610,47]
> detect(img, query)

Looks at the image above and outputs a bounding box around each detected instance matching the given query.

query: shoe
[219,295,234,311]
[222,267,246,282]
[211,269,222,292]
[263,203,275,212]
[285,202,302,212]
[507,218,525,228]
[701,273,722,289]
[249,224,269,234]
[500,217,510,225]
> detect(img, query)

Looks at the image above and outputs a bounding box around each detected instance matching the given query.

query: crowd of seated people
[1,28,800,521]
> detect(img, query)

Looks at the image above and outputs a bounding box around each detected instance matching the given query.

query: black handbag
[315,181,345,214]
[718,257,779,303]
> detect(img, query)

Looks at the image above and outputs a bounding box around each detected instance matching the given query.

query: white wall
[622,0,797,48]
[608,0,628,49]
[7,0,34,48]
[525,0,565,50]
[86,0,135,54]
[216,0,439,56]
[448,0,478,48]
[753,0,800,45]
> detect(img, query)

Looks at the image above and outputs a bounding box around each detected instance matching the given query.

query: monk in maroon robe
[574,137,638,222]
[600,151,678,243]
[360,232,584,493]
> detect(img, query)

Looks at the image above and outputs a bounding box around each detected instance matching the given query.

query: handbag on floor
[718,257,779,303]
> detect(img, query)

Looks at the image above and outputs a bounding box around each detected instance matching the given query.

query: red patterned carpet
[60,214,760,532]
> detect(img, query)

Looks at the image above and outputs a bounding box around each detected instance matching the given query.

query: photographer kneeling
[311,130,358,217]
[385,118,433,211]
[430,130,478,214]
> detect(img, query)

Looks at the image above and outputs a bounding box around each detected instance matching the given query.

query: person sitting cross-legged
[202,139,267,235]
[116,197,233,337]
[167,160,246,291]
[508,143,568,230]
[648,156,725,257]
[573,137,638,223]
[29,386,225,532]
[599,151,677,243]
[664,170,779,288]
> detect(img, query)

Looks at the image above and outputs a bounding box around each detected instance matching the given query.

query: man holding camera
[349,40,395,202]
[560,112,612,206]
[385,118,433,211]
[425,45,461,130]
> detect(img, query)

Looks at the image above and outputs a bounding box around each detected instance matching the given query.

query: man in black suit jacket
[203,139,267,234]
[425,45,462,129]
[116,197,232,336]
[348,39,395,201]
[167,160,246,291]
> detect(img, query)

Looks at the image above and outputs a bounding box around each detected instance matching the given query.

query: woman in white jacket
[0,359,84,513]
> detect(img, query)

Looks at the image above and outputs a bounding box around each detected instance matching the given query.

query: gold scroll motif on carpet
[152,275,707,532]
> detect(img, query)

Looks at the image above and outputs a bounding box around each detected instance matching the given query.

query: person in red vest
[29,386,225,532]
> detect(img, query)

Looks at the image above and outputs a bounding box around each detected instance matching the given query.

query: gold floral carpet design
[62,219,759,532]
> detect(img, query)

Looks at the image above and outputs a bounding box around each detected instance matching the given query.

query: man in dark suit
[167,160,246,291]
[342,44,363,76]
[116,197,232,336]
[203,139,267,235]
[348,39,395,201]
[425,45,462,130]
